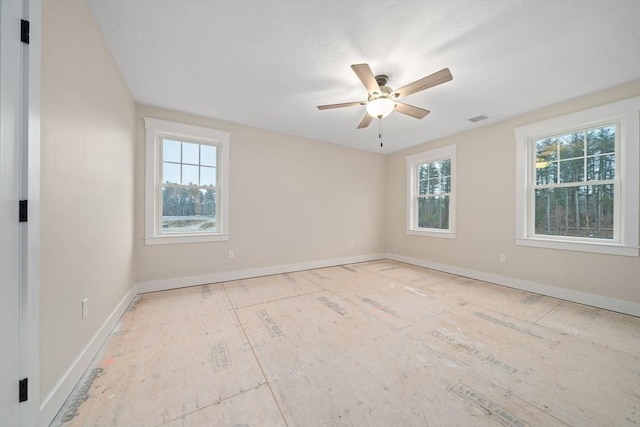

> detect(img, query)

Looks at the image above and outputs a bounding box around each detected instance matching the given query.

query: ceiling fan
[317,64,453,129]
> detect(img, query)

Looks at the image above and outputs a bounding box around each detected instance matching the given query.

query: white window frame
[514,97,639,257]
[144,118,230,245]
[406,144,457,238]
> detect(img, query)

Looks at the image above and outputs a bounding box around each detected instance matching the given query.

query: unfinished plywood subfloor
[51,260,640,427]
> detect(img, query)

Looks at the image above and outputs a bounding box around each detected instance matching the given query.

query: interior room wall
[134,105,387,285]
[40,0,135,406]
[386,81,640,306]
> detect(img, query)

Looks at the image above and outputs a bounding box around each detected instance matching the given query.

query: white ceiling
[86,0,640,154]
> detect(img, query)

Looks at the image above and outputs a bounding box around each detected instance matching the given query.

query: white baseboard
[136,253,387,294]
[39,287,137,427]
[385,252,640,317]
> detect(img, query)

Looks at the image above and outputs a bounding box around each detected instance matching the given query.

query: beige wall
[386,81,640,303]
[134,105,387,284]
[41,0,135,400]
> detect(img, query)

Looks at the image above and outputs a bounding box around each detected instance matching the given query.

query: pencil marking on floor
[210,342,232,372]
[318,296,347,315]
[201,284,212,299]
[283,273,297,284]
[307,270,328,280]
[474,312,543,339]
[258,309,285,337]
[363,298,399,318]
[451,382,528,427]
[340,265,357,273]
[377,265,402,271]
[519,294,542,305]
[405,286,430,297]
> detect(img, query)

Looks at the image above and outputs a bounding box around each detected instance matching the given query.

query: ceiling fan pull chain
[378,117,383,148]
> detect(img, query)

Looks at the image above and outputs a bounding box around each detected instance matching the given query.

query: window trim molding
[144,118,230,245]
[514,96,639,257]
[406,144,457,238]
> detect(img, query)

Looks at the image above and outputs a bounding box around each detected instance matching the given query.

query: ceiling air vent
[468,114,488,123]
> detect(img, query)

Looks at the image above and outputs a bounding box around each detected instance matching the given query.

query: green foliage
[533,125,616,239]
[162,186,216,218]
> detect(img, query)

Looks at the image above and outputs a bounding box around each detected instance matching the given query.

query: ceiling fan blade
[393,68,453,99]
[317,101,364,110]
[357,113,373,129]
[351,64,381,94]
[395,102,430,119]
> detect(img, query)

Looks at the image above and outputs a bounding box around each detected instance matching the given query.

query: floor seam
[222,283,290,427]
[154,382,268,426]
[532,300,565,324]
[232,288,324,310]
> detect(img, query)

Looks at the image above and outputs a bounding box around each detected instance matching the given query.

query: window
[515,97,639,256]
[145,118,230,245]
[406,144,456,238]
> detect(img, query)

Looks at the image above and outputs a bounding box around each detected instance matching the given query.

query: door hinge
[21,19,30,44]
[19,378,28,402]
[19,200,28,222]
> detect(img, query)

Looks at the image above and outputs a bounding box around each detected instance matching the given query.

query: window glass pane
[536,161,557,185]
[161,187,216,234]
[534,185,613,239]
[201,144,217,167]
[440,159,451,177]
[418,164,429,180]
[182,142,199,165]
[163,139,181,163]
[587,125,615,155]
[536,138,557,162]
[162,162,180,184]
[430,177,443,194]
[441,176,451,193]
[427,162,440,179]
[417,195,449,229]
[200,166,216,186]
[558,132,584,159]
[559,158,584,183]
[587,154,615,181]
[202,188,216,218]
[182,164,199,185]
[418,179,429,195]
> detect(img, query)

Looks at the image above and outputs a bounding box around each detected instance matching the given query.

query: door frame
[0,0,41,425]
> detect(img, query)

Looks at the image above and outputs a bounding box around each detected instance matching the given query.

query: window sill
[145,233,229,245]
[515,237,638,257]
[407,229,456,239]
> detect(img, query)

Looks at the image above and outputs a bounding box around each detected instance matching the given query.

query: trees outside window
[406,145,456,239]
[515,97,639,256]
[144,118,230,245]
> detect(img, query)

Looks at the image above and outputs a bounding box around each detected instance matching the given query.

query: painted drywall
[40,0,135,402]
[134,105,387,284]
[386,81,640,304]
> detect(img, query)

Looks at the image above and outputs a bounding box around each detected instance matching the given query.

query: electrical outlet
[228,249,235,259]
[82,298,89,319]
[499,253,506,263]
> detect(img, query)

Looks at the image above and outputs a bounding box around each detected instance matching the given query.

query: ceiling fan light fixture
[366,97,395,118]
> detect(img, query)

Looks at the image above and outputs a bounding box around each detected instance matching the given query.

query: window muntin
[160,137,219,235]
[532,124,617,240]
[144,118,230,245]
[406,145,456,238]
[514,96,639,256]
